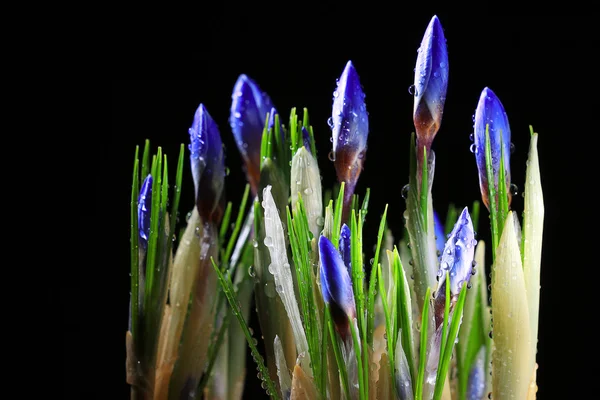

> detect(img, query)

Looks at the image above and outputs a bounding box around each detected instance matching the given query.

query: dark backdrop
[102,13,593,400]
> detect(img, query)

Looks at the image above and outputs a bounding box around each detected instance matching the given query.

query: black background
[101,13,594,400]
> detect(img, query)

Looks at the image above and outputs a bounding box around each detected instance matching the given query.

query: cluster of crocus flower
[126,15,544,400]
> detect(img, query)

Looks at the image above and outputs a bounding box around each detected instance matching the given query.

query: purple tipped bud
[434,210,446,258]
[137,174,153,248]
[413,15,449,154]
[466,347,486,400]
[437,207,476,297]
[473,87,512,210]
[331,61,369,220]
[319,235,356,339]
[338,224,351,273]
[189,104,226,223]
[301,126,312,154]
[229,74,275,194]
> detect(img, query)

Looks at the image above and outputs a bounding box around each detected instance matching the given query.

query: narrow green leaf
[169,144,185,244]
[367,205,388,345]
[332,182,345,247]
[472,200,481,233]
[319,302,329,399]
[415,287,431,400]
[377,263,396,393]
[393,248,416,382]
[219,202,233,243]
[433,285,468,400]
[349,317,366,400]
[223,184,251,262]
[326,305,351,399]
[211,258,281,400]
[444,203,457,236]
[141,139,150,184]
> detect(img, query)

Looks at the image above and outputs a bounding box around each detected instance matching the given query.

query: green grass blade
[219,202,233,242]
[130,147,140,338]
[211,258,281,400]
[393,248,416,382]
[471,200,480,233]
[367,205,388,345]
[326,305,351,399]
[332,182,345,247]
[349,317,366,399]
[433,285,468,400]
[377,262,397,394]
[141,139,150,182]
[320,303,329,399]
[444,203,457,236]
[498,133,509,233]
[415,287,431,400]
[223,184,250,262]
[169,144,184,244]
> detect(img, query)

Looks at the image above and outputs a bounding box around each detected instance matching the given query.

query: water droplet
[328,151,336,161]
[248,265,256,277]
[369,258,374,265]
[433,71,439,78]
[304,188,313,195]
[467,282,473,289]
[333,90,339,98]
[401,184,410,199]
[330,136,334,142]
[264,236,273,247]
[242,142,249,149]
[316,216,325,226]
[408,85,417,96]
[469,133,474,141]
[275,284,283,293]
[509,183,518,196]
[470,143,477,153]
[234,111,241,118]
[252,239,258,248]
[440,61,446,68]
[489,330,493,339]
[327,117,334,128]
[510,142,516,154]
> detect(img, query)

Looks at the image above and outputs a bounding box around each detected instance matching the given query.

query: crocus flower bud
[330,61,369,221]
[413,15,448,163]
[230,74,275,194]
[137,174,152,248]
[338,223,351,273]
[473,87,512,210]
[434,210,446,258]
[301,126,312,155]
[436,207,476,299]
[319,235,356,339]
[189,104,226,224]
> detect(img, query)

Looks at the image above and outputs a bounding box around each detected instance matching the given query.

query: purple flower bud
[437,207,476,297]
[189,104,226,224]
[319,235,356,339]
[137,174,152,248]
[466,347,486,400]
[301,126,312,155]
[434,210,446,258]
[413,15,448,157]
[331,61,369,220]
[338,224,351,273]
[473,87,512,210]
[230,74,275,194]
